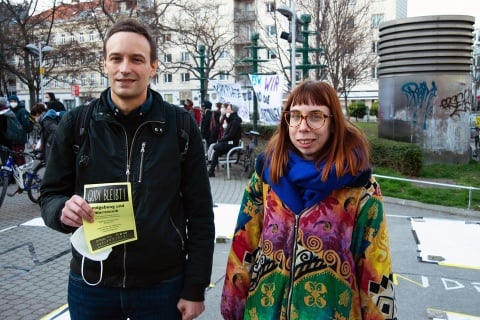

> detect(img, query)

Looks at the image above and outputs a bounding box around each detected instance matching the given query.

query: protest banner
[211,81,250,122]
[249,74,284,125]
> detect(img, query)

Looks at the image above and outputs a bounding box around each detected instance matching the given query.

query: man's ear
[150,60,158,77]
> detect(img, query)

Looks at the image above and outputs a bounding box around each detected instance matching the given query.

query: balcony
[234,9,256,22]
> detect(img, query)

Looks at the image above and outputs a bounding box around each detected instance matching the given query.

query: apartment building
[15,0,407,111]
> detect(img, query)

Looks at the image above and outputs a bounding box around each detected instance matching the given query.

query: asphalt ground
[0,164,479,319]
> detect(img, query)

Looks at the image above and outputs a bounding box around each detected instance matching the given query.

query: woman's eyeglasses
[284,111,332,129]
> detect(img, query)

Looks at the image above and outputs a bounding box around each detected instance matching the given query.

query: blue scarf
[263,151,366,215]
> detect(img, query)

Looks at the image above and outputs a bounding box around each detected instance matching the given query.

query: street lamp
[277,0,304,89]
[25,43,54,103]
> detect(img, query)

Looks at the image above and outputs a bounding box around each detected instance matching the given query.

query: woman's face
[287,104,331,161]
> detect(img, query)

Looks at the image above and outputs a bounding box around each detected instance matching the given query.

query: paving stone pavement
[0,165,249,320]
[1,163,477,320]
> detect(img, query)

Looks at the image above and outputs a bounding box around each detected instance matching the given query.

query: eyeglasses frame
[283,110,333,130]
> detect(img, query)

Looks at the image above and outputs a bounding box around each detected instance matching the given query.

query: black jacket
[40,89,215,301]
[218,112,242,146]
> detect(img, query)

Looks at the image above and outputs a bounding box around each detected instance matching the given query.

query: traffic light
[277,5,304,44]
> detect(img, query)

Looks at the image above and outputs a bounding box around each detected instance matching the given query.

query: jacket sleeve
[178,112,216,301]
[40,110,78,234]
[351,178,397,319]
[221,172,264,320]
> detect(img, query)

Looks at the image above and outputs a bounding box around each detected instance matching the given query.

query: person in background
[40,18,215,320]
[8,94,32,166]
[200,100,213,148]
[218,102,228,139]
[30,103,64,163]
[209,102,222,146]
[0,97,18,164]
[207,104,242,177]
[45,92,66,112]
[183,99,197,124]
[221,80,396,320]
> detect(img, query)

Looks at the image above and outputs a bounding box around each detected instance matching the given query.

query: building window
[372,41,378,53]
[61,34,65,44]
[90,73,96,85]
[89,31,95,41]
[161,33,172,43]
[70,33,75,43]
[164,73,173,83]
[371,65,378,79]
[267,25,276,36]
[219,72,229,81]
[164,54,172,63]
[100,76,106,86]
[346,18,354,29]
[372,14,384,29]
[79,32,84,43]
[267,49,278,59]
[219,50,228,59]
[81,75,87,86]
[266,1,275,13]
[164,94,173,103]
[181,52,189,62]
[181,73,190,82]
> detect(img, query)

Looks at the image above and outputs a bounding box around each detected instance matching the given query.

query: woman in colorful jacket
[221,80,396,320]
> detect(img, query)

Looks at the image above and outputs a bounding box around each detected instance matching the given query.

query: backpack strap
[176,107,190,162]
[73,99,97,167]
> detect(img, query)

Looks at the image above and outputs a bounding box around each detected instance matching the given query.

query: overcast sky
[408,0,480,27]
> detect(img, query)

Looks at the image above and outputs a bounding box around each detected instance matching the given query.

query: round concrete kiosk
[378,15,474,163]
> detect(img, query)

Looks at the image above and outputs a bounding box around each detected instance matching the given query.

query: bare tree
[0,0,57,104]
[161,0,236,100]
[306,0,376,114]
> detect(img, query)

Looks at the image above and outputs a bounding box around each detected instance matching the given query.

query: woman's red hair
[264,80,370,184]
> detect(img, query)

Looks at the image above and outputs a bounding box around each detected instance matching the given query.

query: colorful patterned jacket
[221,172,396,320]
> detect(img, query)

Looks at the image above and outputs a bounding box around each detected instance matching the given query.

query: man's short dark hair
[103,18,158,63]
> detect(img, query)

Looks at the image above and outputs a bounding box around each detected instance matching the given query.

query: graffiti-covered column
[378,15,474,163]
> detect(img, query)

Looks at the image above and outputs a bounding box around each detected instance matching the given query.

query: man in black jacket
[207,104,243,177]
[40,18,214,320]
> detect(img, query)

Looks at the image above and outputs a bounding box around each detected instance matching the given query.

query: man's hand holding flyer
[82,182,137,253]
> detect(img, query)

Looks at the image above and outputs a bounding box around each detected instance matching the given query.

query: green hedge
[242,123,277,140]
[370,137,423,176]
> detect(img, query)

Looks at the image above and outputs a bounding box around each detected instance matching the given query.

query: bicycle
[241,130,260,178]
[0,146,46,207]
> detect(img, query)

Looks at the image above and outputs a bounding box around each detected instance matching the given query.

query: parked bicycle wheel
[0,170,10,207]
[242,146,256,179]
[27,161,46,204]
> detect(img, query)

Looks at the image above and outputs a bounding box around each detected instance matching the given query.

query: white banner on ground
[211,81,250,122]
[249,74,284,125]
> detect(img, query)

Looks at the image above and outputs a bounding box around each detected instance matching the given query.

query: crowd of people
[1,17,396,320]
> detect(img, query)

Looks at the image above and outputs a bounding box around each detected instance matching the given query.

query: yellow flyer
[83,182,137,254]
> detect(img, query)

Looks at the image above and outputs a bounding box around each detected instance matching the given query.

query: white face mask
[10,102,17,108]
[226,113,231,118]
[220,108,226,115]
[222,123,228,129]
[70,226,112,286]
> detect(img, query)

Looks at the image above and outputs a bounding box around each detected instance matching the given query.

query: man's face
[103,31,157,112]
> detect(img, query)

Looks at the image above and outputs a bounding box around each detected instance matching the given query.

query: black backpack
[72,99,191,166]
[4,111,27,144]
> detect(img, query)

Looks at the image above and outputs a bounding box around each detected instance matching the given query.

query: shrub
[348,102,368,119]
[370,137,423,176]
[370,101,379,117]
